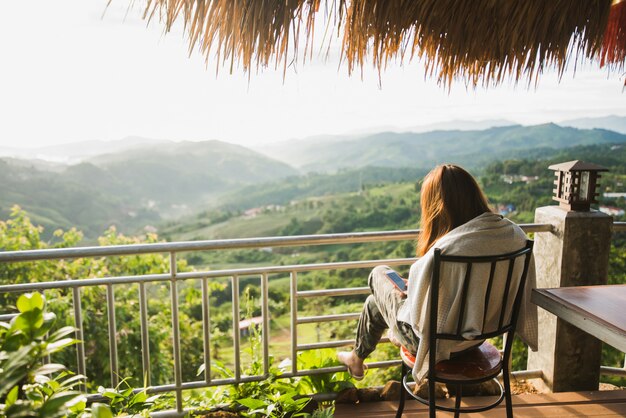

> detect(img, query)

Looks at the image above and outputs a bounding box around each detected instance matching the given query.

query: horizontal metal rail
[0,224,553,263]
[614,222,626,232]
[0,258,417,293]
[298,287,370,298]
[298,313,361,324]
[0,229,420,262]
[601,366,626,377]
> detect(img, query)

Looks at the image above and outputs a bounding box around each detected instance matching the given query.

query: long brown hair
[417,164,492,256]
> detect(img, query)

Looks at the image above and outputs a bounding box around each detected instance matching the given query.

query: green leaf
[38,391,81,417]
[58,374,86,389]
[47,326,76,343]
[237,397,268,410]
[0,345,33,397]
[6,385,19,408]
[34,363,66,376]
[68,398,87,414]
[128,391,147,406]
[91,403,114,418]
[4,402,39,418]
[12,309,44,336]
[145,394,160,403]
[196,363,205,376]
[33,312,57,338]
[2,332,28,352]
[101,390,124,402]
[45,338,79,355]
[17,293,45,313]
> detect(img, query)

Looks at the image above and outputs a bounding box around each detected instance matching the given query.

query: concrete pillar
[527,206,612,392]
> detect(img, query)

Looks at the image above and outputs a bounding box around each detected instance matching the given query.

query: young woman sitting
[337,164,537,382]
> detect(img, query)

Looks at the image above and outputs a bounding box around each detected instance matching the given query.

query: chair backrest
[428,240,534,373]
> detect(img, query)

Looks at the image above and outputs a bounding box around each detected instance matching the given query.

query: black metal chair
[396,240,534,418]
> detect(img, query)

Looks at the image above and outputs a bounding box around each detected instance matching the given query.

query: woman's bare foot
[337,350,366,380]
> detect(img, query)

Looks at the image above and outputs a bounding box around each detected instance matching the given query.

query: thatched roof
[140,0,625,87]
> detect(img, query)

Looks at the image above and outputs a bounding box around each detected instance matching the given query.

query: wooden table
[532,285,626,353]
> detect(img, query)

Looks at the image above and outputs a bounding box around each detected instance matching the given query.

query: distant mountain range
[0,136,168,163]
[1,115,625,163]
[258,123,626,172]
[557,115,626,134]
[1,120,625,240]
[0,140,296,239]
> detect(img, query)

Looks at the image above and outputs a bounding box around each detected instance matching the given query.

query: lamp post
[549,160,608,212]
[528,160,612,392]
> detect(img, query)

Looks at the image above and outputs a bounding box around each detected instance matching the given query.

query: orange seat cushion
[401,342,503,381]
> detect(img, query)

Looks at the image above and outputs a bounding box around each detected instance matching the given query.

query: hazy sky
[1,0,625,149]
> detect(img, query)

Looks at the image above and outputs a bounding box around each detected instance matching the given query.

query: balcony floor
[334,389,626,417]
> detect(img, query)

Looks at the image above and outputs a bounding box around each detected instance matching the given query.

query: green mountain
[2,126,624,242]
[160,143,626,243]
[0,140,297,240]
[260,124,626,172]
[86,140,298,211]
[217,166,429,211]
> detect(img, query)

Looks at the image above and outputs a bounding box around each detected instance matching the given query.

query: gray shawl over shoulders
[397,212,538,383]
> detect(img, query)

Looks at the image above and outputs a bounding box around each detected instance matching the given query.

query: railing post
[528,205,612,392]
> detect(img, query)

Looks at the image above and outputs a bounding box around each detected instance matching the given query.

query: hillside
[0,140,297,239]
[161,143,626,243]
[2,125,625,241]
[0,159,160,238]
[217,166,429,210]
[258,124,626,172]
[86,140,298,210]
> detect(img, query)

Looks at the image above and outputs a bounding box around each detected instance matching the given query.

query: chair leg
[428,377,436,418]
[396,363,407,418]
[454,384,462,418]
[502,369,514,418]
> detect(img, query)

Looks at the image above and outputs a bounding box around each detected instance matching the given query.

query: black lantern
[549,160,608,212]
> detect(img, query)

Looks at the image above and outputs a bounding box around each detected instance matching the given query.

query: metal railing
[0,222,624,415]
[614,221,626,232]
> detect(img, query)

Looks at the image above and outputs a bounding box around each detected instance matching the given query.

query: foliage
[0,292,162,417]
[188,291,353,417]
[96,378,159,417]
[0,209,196,388]
[232,290,310,417]
[297,349,354,395]
[0,292,87,418]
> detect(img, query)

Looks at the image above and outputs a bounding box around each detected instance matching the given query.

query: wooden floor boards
[334,390,626,417]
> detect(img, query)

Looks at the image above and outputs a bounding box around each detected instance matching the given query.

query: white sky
[0,0,625,149]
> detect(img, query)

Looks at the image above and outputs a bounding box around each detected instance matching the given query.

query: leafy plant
[237,389,309,418]
[97,378,159,417]
[0,293,87,418]
[297,349,353,395]
[235,289,310,417]
[307,407,335,418]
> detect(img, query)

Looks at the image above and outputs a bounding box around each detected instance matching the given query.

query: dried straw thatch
[601,0,626,70]
[139,0,622,87]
